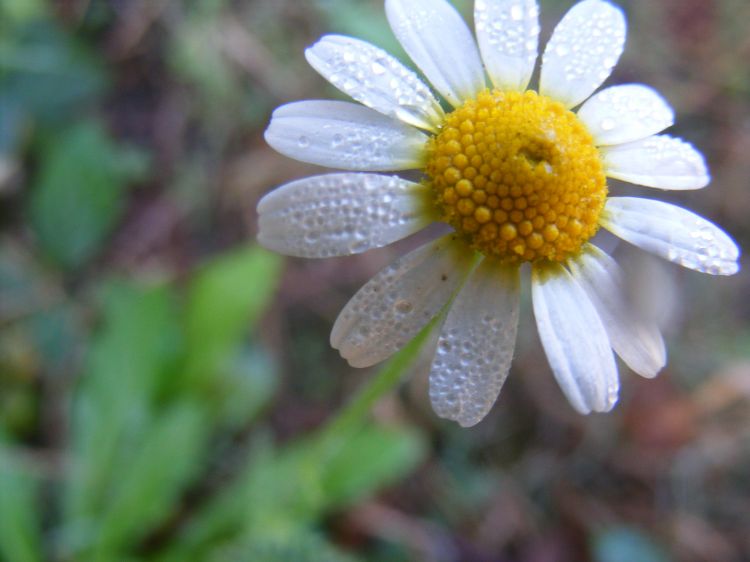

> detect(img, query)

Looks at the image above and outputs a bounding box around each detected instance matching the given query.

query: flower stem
[315,322,435,456]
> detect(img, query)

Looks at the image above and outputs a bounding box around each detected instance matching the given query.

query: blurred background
[1,0,749,561]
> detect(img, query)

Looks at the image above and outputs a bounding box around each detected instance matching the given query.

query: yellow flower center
[426,90,607,263]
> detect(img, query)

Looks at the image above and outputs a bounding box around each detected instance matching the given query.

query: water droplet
[349,239,369,253]
[600,118,616,131]
[394,299,413,314]
[510,5,523,21]
[371,61,386,75]
[298,136,310,148]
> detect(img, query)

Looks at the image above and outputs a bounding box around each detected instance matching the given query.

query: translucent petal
[474,0,540,91]
[602,197,740,276]
[331,236,473,368]
[264,100,428,171]
[540,0,626,109]
[429,259,520,427]
[569,245,666,378]
[385,0,485,107]
[578,84,675,146]
[531,263,619,414]
[257,173,430,258]
[305,35,444,132]
[601,135,710,190]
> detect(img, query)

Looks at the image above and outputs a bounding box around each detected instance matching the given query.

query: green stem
[315,322,435,456]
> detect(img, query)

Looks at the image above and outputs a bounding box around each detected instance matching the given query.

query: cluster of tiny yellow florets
[426,90,607,263]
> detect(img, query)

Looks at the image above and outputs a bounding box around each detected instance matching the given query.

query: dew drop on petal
[371,61,386,75]
[600,118,616,131]
[394,299,414,314]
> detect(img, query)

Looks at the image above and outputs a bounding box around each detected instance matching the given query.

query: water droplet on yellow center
[426,90,607,263]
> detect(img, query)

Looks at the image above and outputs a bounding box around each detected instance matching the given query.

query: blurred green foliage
[0,18,105,126]
[0,450,40,562]
[29,121,148,268]
[593,527,670,562]
[1,4,427,558]
[1,244,426,561]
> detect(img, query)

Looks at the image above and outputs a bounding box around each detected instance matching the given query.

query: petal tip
[256,192,272,214]
[456,415,483,428]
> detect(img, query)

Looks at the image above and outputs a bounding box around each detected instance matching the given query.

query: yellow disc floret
[426,90,607,263]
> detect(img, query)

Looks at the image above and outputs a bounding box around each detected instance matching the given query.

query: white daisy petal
[264,100,428,171]
[385,0,485,108]
[540,0,626,109]
[475,0,540,92]
[532,263,619,414]
[570,245,666,378]
[429,259,520,427]
[305,35,445,132]
[578,84,675,146]
[331,236,473,368]
[602,197,740,275]
[601,135,710,190]
[257,173,430,258]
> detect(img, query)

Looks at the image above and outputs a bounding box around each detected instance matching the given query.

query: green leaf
[28,120,148,268]
[215,347,278,430]
[152,436,279,562]
[0,95,25,156]
[85,282,181,407]
[157,434,336,559]
[167,424,426,555]
[182,246,282,391]
[0,0,45,24]
[153,327,430,558]
[319,425,427,508]
[63,283,181,531]
[593,527,670,562]
[209,533,361,562]
[0,19,107,123]
[20,303,83,378]
[91,404,209,559]
[0,442,43,562]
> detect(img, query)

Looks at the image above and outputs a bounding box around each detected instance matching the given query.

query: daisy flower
[258,0,740,426]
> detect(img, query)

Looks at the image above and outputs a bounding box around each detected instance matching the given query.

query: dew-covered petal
[429,259,520,427]
[257,173,431,258]
[602,197,740,275]
[578,84,675,146]
[569,245,666,378]
[331,236,473,368]
[601,135,710,190]
[474,0,540,91]
[264,100,428,171]
[540,0,626,109]
[531,262,619,414]
[305,35,444,131]
[385,0,485,108]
